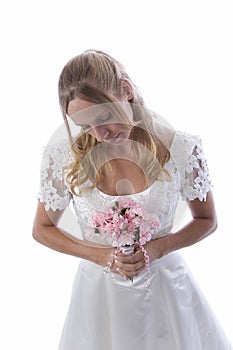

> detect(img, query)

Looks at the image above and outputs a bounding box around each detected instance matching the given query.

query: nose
[93,125,110,142]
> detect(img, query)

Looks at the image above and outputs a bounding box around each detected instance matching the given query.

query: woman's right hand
[94,245,118,270]
[112,247,147,279]
[33,202,144,279]
[33,202,118,265]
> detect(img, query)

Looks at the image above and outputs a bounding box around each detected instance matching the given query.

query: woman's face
[67,97,134,145]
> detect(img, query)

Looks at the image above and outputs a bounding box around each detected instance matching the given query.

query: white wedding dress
[39,130,232,350]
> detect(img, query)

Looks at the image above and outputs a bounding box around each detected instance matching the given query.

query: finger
[117,249,144,263]
[119,260,145,275]
[123,265,146,279]
[111,259,120,275]
[112,264,129,279]
[114,257,146,278]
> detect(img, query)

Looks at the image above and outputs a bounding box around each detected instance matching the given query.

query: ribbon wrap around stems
[120,244,135,255]
[121,244,136,282]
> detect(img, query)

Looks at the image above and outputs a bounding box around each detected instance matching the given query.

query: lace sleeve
[177,132,212,202]
[38,139,72,211]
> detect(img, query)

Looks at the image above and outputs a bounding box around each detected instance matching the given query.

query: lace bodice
[38,131,212,244]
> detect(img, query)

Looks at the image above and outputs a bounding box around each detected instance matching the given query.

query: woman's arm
[32,202,115,267]
[147,191,217,260]
[33,191,217,280]
[116,191,217,279]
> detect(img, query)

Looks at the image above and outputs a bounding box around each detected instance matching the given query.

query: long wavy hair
[58,49,171,195]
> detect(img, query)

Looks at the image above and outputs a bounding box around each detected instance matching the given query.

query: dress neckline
[95,181,154,198]
[94,132,178,199]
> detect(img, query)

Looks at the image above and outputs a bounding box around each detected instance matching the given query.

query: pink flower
[88,199,160,249]
[88,198,160,288]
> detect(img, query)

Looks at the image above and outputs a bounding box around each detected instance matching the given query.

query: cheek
[111,123,129,132]
[86,123,130,139]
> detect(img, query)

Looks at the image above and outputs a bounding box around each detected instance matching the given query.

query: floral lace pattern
[176,132,212,201]
[38,139,72,211]
[38,132,212,238]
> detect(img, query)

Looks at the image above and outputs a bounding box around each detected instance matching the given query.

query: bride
[32,49,232,349]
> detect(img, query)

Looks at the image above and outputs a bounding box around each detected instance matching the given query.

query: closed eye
[98,112,112,123]
[81,112,112,131]
[81,124,91,131]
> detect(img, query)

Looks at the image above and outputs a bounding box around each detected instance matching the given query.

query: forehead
[67,97,96,116]
[67,97,132,126]
[67,97,110,125]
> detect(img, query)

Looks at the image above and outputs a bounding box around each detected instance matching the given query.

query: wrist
[85,245,114,267]
[158,234,174,258]
[149,234,173,261]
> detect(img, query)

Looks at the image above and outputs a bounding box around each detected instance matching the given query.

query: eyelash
[99,112,112,122]
[82,113,112,131]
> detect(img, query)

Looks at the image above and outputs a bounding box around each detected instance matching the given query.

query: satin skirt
[58,252,232,350]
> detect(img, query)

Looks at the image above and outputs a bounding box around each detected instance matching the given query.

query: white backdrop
[1,0,232,349]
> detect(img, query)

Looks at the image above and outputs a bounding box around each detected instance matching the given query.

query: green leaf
[135,227,140,242]
[113,201,119,211]
[120,208,127,216]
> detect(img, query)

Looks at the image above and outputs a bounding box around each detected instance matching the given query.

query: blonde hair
[58,49,170,195]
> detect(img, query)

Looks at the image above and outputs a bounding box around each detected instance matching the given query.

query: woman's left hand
[113,237,169,279]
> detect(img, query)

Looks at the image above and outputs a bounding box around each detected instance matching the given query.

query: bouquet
[88,197,160,285]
